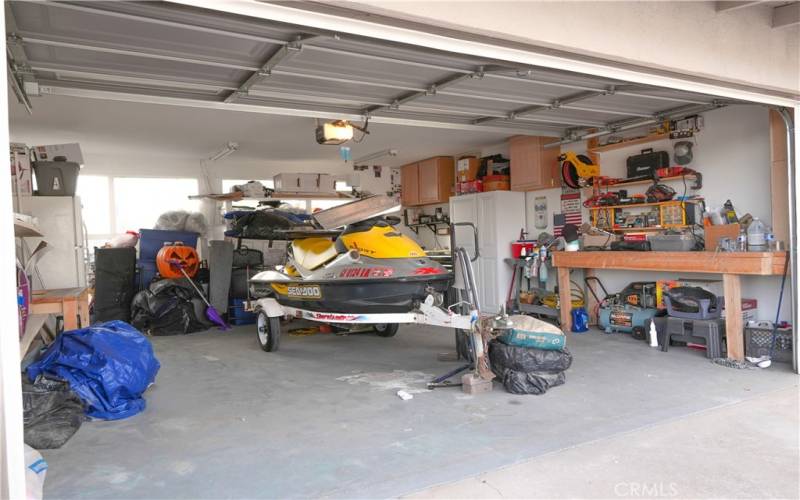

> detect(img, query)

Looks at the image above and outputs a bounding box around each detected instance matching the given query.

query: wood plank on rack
[588,132,671,153]
[723,273,744,361]
[551,251,787,276]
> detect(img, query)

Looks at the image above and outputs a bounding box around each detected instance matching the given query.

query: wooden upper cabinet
[402,156,454,206]
[401,163,420,206]
[509,136,561,191]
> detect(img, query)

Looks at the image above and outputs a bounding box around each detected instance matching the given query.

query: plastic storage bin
[664,294,723,320]
[648,233,695,251]
[745,321,793,363]
[33,159,80,196]
[138,229,199,260]
[229,299,257,325]
[137,229,199,288]
[661,317,726,359]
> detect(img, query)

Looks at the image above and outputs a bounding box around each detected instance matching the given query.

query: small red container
[511,240,537,258]
[457,180,484,194]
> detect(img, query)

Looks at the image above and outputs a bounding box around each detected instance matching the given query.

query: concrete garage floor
[42,324,798,499]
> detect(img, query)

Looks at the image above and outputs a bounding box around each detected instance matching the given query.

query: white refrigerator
[17,196,88,290]
[450,191,527,314]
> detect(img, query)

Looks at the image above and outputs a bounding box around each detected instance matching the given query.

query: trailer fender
[255,297,285,318]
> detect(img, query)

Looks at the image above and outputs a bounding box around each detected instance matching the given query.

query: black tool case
[626,148,670,178]
[94,247,137,322]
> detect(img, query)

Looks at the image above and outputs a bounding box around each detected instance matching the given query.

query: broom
[169,259,229,330]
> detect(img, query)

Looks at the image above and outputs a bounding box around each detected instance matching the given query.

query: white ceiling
[8,92,513,168]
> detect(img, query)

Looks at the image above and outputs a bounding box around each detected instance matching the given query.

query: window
[113,177,199,232]
[76,175,111,236]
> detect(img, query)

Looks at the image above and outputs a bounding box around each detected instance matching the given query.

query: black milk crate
[745,321,793,363]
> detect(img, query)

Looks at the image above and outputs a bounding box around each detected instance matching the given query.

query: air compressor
[586,278,660,338]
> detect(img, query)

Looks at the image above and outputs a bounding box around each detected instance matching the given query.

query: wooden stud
[557,266,572,332]
[723,273,744,361]
[62,299,79,331]
[584,268,599,325]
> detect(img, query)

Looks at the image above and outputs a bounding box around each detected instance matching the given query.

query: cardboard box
[32,143,84,165]
[10,143,32,197]
[456,157,479,182]
[456,180,483,194]
[486,158,510,176]
[482,175,509,192]
[273,173,335,193]
[581,232,619,249]
[704,223,740,251]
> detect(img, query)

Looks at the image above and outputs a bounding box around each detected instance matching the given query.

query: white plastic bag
[25,444,47,500]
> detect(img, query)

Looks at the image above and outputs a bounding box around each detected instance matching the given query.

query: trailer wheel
[257,311,281,352]
[374,323,399,337]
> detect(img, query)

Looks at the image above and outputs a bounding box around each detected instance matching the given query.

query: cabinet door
[510,136,540,191]
[401,163,419,206]
[539,138,562,189]
[417,158,439,204]
[434,157,454,204]
[480,257,500,314]
[476,194,496,257]
[449,195,477,253]
[509,136,561,191]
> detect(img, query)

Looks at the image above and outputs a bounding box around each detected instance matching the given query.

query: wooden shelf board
[589,132,671,153]
[14,216,43,238]
[588,199,701,211]
[584,174,698,190]
[609,226,687,232]
[191,192,356,202]
[552,251,787,276]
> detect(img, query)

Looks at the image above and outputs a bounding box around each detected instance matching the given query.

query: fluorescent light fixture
[208,142,239,162]
[354,149,398,164]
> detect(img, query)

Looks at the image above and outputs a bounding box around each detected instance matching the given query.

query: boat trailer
[248,222,506,392]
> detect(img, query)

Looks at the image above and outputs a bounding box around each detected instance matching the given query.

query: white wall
[349,1,800,95]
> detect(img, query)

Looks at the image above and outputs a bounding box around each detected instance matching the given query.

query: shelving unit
[405,221,450,235]
[589,200,703,233]
[585,174,698,190]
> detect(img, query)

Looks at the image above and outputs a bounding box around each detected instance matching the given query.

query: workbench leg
[557,267,572,332]
[584,269,598,325]
[723,274,744,361]
[78,294,90,328]
[62,300,78,332]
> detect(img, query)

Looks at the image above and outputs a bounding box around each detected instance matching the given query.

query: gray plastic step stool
[661,317,726,359]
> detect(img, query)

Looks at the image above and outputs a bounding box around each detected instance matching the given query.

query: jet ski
[249,215,452,314]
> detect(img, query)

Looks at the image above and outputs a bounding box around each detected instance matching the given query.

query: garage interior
[5,1,799,498]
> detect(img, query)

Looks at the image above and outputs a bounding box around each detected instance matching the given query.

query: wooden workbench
[30,287,91,331]
[552,251,788,361]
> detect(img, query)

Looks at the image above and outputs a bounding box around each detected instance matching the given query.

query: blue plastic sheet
[27,321,160,420]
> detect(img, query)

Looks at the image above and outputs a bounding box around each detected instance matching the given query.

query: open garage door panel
[7,0,737,141]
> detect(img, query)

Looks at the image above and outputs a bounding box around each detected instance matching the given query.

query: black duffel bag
[495,368,566,395]
[626,148,669,178]
[232,247,263,268]
[489,340,573,373]
[23,376,85,449]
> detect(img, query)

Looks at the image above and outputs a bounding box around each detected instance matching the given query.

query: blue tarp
[27,321,160,420]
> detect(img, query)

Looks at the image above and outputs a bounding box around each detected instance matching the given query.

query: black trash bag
[496,368,566,395]
[489,340,573,373]
[131,279,209,335]
[23,376,85,449]
[232,211,294,239]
